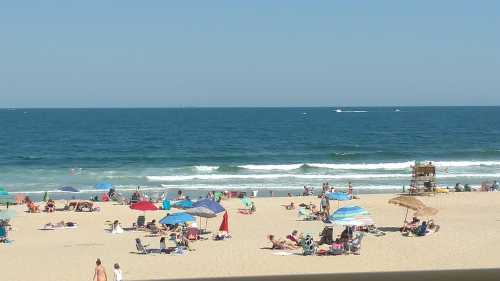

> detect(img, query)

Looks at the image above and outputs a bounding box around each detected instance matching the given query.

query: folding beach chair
[0,226,8,243]
[318,226,334,245]
[135,238,150,254]
[347,232,364,255]
[135,216,146,229]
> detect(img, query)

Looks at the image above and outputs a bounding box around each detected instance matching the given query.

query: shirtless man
[93,259,108,281]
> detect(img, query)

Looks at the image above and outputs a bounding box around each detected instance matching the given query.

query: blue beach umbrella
[193,198,225,214]
[95,182,113,190]
[159,212,195,225]
[326,192,351,201]
[174,200,193,209]
[58,186,80,193]
[330,206,369,221]
[326,192,351,208]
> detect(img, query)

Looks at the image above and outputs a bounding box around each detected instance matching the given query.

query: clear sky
[0,1,499,107]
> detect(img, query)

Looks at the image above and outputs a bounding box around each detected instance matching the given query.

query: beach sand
[1,192,500,281]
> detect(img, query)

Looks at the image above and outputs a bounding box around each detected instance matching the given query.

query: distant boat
[335,109,342,113]
[394,109,401,112]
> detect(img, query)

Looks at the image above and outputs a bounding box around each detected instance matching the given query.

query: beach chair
[347,232,364,255]
[319,226,334,245]
[302,234,316,256]
[186,228,200,241]
[135,216,146,229]
[135,238,150,254]
[0,226,7,242]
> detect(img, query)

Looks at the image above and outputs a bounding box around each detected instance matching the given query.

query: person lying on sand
[401,217,420,233]
[286,230,302,246]
[268,234,299,250]
[283,202,295,210]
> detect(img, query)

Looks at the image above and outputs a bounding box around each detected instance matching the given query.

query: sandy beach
[1,192,500,281]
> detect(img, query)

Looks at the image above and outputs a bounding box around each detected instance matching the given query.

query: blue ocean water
[1,107,500,195]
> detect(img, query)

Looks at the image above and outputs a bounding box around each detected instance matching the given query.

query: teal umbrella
[0,209,16,220]
[0,188,9,196]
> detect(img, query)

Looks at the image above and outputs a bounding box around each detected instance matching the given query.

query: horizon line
[1,105,500,109]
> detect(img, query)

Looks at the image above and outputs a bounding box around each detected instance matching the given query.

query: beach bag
[302,234,315,256]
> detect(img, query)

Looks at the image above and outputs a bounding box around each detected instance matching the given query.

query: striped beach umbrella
[332,215,374,226]
[330,206,369,221]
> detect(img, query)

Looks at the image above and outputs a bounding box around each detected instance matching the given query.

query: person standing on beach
[93,259,108,281]
[113,263,123,281]
[348,182,353,195]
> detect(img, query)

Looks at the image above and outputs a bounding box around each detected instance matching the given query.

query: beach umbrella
[0,209,16,221]
[95,182,113,190]
[219,211,229,232]
[58,186,80,193]
[159,212,195,225]
[186,206,217,231]
[173,200,193,209]
[326,192,351,208]
[332,215,374,226]
[0,187,8,196]
[413,207,438,218]
[130,201,158,211]
[185,206,217,218]
[330,206,369,221]
[388,196,425,210]
[389,195,426,223]
[43,191,50,202]
[193,198,225,214]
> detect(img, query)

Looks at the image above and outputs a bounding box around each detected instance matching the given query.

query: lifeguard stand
[410,161,437,194]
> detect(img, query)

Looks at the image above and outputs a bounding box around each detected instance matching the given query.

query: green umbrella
[43,191,50,202]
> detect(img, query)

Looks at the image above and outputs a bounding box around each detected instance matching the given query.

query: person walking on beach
[348,182,353,195]
[113,263,123,281]
[93,258,108,281]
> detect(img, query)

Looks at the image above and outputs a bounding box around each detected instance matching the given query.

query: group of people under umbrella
[273,193,440,256]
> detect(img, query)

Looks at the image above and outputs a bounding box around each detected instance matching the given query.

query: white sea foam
[146,173,409,182]
[193,165,219,172]
[238,164,303,171]
[237,160,500,171]
[433,161,500,167]
[306,162,414,170]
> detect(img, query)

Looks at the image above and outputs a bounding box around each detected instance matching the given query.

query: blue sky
[0,1,499,107]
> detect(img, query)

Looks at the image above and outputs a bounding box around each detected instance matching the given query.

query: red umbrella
[219,211,229,232]
[130,201,158,211]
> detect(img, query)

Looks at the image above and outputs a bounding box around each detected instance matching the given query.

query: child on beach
[113,263,123,281]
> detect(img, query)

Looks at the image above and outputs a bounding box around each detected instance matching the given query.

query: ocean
[1,107,500,199]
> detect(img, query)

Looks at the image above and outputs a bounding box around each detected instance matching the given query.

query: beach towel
[272,251,294,256]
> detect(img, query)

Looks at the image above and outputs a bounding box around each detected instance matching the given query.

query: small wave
[433,161,500,167]
[146,173,409,182]
[334,109,368,113]
[238,162,413,171]
[193,165,218,172]
[238,164,304,171]
[234,160,500,171]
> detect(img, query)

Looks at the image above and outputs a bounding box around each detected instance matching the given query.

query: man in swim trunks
[93,258,108,281]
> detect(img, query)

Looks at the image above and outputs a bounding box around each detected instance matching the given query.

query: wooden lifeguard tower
[409,161,437,195]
